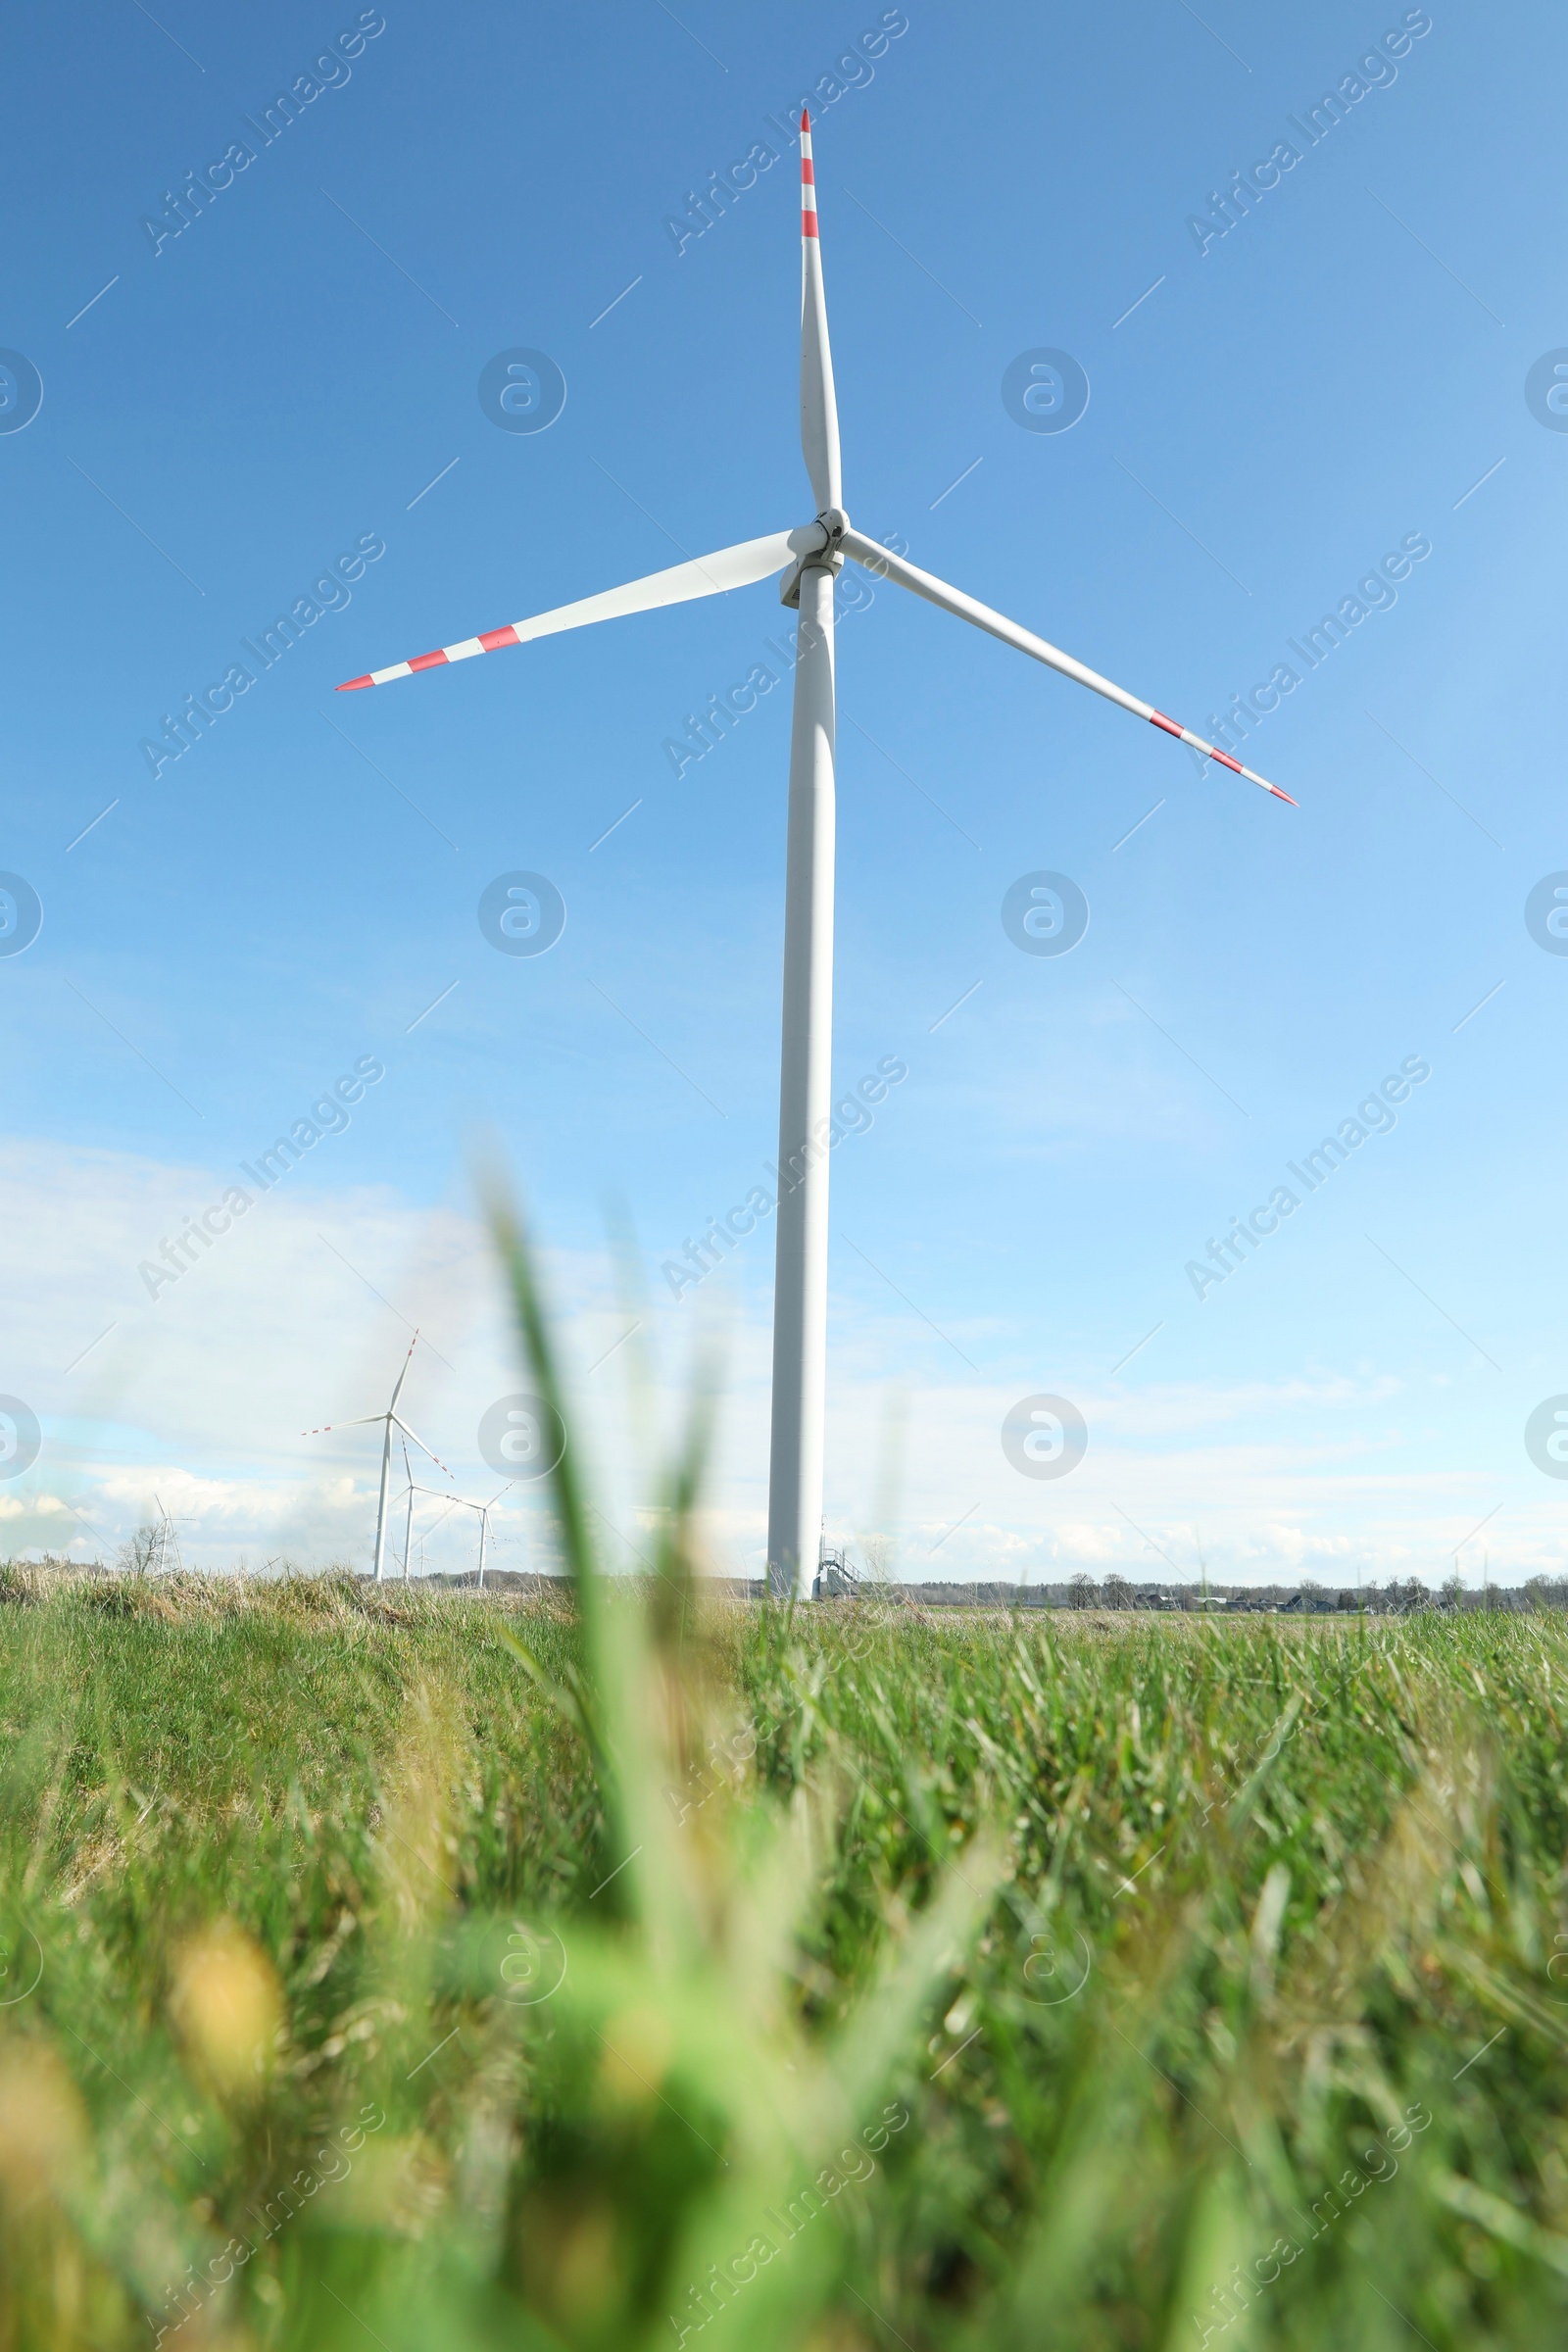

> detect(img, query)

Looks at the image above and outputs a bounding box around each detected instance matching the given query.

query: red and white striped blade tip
[336,617,521,690]
[1150,710,1297,806]
[1234,762,1298,806]
[800,111,817,238]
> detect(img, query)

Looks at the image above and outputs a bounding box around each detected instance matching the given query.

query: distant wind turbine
[302,1333,452,1583]
[399,1435,417,1578]
[335,111,1296,1598]
[402,1477,513,1589]
[472,1484,511,1590]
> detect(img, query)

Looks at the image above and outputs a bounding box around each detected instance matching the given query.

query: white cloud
[0,1140,1558,1588]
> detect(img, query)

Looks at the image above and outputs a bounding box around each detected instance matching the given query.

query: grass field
[2,1226,1567,2350]
[1,1579,1566,2352]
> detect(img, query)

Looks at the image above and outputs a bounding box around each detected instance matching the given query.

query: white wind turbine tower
[399,1479,462,1579]
[336,111,1296,1599]
[302,1333,453,1583]
[400,1437,416,1577]
[472,1485,511,1589]
[400,1477,512,1587]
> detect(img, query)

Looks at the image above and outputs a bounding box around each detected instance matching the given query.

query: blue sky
[3,0,1565,1586]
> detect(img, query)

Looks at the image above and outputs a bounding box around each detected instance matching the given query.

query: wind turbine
[399,1477,462,1579]
[399,1436,417,1578]
[401,1478,513,1588]
[335,112,1296,1600]
[302,1333,453,1583]
[473,1484,512,1590]
[150,1492,187,1576]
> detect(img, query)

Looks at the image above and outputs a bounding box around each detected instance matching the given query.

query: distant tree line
[12,1558,1568,1613]
[802,1573,1568,1613]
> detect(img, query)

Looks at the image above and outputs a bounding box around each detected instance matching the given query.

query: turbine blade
[799,111,842,514]
[388,1330,418,1411]
[300,1413,386,1435]
[840,529,1298,806]
[337,531,802,690]
[391,1414,454,1478]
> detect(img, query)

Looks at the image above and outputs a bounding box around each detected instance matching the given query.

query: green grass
[0,1582,1565,2350]
[1,1216,1565,2349]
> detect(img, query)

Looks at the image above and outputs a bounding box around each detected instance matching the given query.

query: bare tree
[117,1525,161,1576]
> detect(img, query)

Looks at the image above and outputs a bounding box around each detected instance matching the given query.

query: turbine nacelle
[778,510,848,608]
